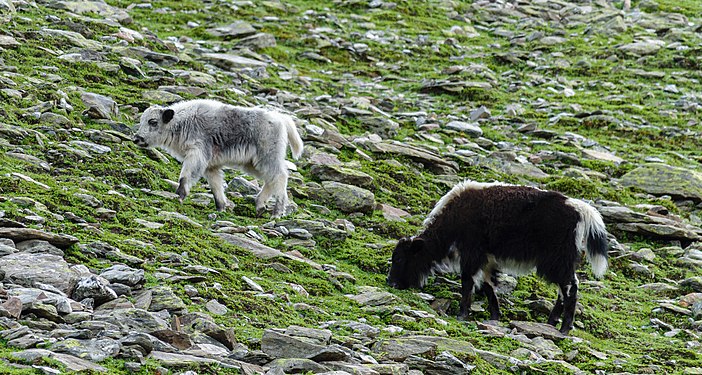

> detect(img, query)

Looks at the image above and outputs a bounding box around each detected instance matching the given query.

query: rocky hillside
[1,0,702,373]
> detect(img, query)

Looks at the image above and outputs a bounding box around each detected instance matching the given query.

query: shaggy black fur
[387,183,608,335]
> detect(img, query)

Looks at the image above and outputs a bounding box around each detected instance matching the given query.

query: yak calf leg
[559,276,579,335]
[458,271,476,320]
[205,167,229,211]
[176,152,207,203]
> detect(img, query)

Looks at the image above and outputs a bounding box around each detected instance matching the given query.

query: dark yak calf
[387,181,608,334]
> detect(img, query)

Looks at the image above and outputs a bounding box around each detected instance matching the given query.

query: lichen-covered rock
[94,308,169,332]
[309,164,374,188]
[0,253,79,294]
[99,265,145,287]
[309,181,375,214]
[72,275,118,306]
[147,286,187,313]
[619,163,702,201]
[50,338,121,362]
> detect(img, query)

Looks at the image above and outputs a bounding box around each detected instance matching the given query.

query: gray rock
[11,349,107,372]
[0,253,79,294]
[47,0,132,24]
[51,338,121,362]
[640,283,679,294]
[148,286,187,313]
[6,287,72,314]
[235,33,277,49]
[267,358,330,374]
[38,28,103,50]
[619,163,702,202]
[681,277,702,292]
[179,312,237,350]
[275,219,349,241]
[205,299,228,316]
[420,80,492,95]
[15,240,64,256]
[445,121,483,137]
[242,276,265,292]
[201,53,268,70]
[81,92,118,120]
[39,112,71,126]
[73,193,102,208]
[372,336,437,361]
[365,141,458,174]
[0,243,16,256]
[94,308,169,332]
[119,47,179,66]
[0,228,78,248]
[615,223,701,242]
[509,321,565,340]
[100,265,145,286]
[142,89,183,104]
[310,181,375,214]
[69,140,112,154]
[214,233,320,270]
[261,329,349,362]
[405,351,476,374]
[618,40,662,56]
[206,21,256,39]
[285,326,332,345]
[310,164,374,188]
[227,176,260,195]
[0,0,15,13]
[148,350,222,366]
[348,287,399,307]
[72,275,118,305]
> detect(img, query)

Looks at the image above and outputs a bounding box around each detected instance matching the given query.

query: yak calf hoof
[215,200,230,212]
[457,311,470,321]
[176,187,187,202]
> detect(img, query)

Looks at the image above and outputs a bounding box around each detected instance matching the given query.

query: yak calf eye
[148,119,158,126]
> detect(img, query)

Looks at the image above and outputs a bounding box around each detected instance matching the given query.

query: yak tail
[567,198,609,278]
[267,111,304,160]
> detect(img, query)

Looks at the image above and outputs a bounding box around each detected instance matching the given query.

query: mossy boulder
[309,164,374,189]
[308,181,375,214]
[619,163,702,201]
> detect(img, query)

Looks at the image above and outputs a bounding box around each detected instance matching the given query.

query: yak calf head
[387,236,432,290]
[133,105,175,148]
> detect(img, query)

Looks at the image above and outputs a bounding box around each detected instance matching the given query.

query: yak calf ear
[409,237,425,253]
[162,109,175,123]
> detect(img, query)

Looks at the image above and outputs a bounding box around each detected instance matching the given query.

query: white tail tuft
[268,112,304,159]
[566,198,609,278]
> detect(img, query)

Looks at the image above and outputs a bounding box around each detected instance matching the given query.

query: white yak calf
[134,99,303,218]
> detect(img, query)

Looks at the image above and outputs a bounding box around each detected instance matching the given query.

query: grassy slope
[1,0,701,373]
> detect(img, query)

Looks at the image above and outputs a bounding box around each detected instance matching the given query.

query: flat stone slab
[366,141,458,174]
[215,233,322,270]
[372,336,437,361]
[12,349,107,372]
[619,163,702,202]
[509,321,565,340]
[149,350,222,366]
[201,53,268,70]
[0,228,78,248]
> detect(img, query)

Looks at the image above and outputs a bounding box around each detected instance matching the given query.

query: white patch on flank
[424,180,513,227]
[492,256,537,277]
[431,244,462,275]
[566,198,608,278]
